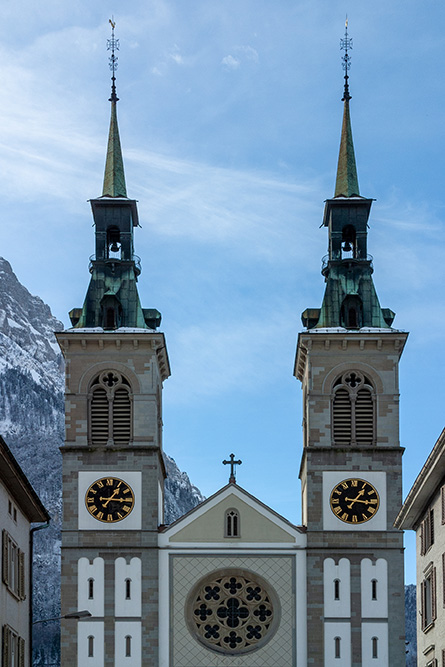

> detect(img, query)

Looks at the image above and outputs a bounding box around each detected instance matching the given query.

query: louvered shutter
[420,522,425,556]
[113,388,131,445]
[333,388,352,444]
[442,553,445,607]
[355,388,374,444]
[2,531,9,586]
[420,581,425,630]
[442,486,445,524]
[3,625,10,665]
[18,636,25,667]
[91,388,109,444]
[18,551,25,600]
[432,568,437,621]
[430,509,435,546]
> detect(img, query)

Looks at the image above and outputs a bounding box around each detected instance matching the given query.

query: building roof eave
[395,427,445,530]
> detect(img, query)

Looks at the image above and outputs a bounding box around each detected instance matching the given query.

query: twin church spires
[69,21,160,331]
[302,22,395,331]
[71,21,392,335]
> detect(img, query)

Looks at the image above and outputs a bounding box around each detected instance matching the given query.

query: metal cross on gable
[222,453,242,484]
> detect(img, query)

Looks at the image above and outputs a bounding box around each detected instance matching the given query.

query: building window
[2,531,25,600]
[88,578,94,600]
[225,509,240,537]
[332,372,375,446]
[125,578,131,600]
[2,626,25,667]
[88,635,94,658]
[372,636,378,659]
[420,509,435,555]
[89,371,132,446]
[125,635,132,657]
[340,295,363,329]
[334,636,341,659]
[421,567,437,631]
[371,579,377,600]
[334,578,340,600]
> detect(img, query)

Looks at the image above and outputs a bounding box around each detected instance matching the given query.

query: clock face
[329,478,380,524]
[85,477,135,523]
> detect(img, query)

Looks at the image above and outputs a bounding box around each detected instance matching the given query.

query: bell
[343,241,352,252]
[110,242,120,253]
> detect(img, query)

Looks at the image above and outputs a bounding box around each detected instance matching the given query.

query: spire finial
[340,16,352,102]
[107,17,119,103]
[334,18,360,198]
[102,19,127,198]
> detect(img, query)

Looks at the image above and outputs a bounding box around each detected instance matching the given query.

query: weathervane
[107,18,119,103]
[223,453,242,484]
[340,17,352,102]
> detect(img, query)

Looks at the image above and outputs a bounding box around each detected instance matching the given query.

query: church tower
[57,24,170,665]
[294,26,407,666]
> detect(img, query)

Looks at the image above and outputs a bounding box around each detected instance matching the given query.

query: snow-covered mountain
[0,257,204,665]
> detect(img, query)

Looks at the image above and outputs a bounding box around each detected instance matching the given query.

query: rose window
[186,570,278,654]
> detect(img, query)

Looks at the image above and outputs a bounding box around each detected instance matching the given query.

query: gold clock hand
[345,488,365,509]
[101,488,119,507]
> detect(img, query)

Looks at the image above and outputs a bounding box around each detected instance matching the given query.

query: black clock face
[85,477,135,523]
[329,478,380,524]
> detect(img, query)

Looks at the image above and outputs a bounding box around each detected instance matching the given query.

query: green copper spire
[334,20,360,198]
[300,22,396,331]
[102,101,127,197]
[102,19,127,198]
[68,21,162,332]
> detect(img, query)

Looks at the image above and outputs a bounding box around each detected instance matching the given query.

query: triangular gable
[159,484,305,546]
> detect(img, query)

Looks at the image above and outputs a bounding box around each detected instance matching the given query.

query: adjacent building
[0,435,49,666]
[396,429,445,666]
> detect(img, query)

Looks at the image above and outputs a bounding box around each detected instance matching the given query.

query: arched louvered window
[113,388,131,445]
[332,372,375,446]
[88,577,94,600]
[91,388,109,445]
[225,509,240,537]
[125,635,132,657]
[372,636,378,659]
[89,371,132,446]
[88,635,94,658]
[333,388,351,445]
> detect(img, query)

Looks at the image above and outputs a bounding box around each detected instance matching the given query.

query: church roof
[160,482,305,544]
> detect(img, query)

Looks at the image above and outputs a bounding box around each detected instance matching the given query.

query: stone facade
[295,330,407,666]
[57,331,170,666]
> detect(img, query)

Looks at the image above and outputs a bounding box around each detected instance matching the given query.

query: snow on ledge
[302,327,406,334]
[63,327,157,334]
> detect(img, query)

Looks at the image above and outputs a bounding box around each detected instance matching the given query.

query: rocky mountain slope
[0,257,203,665]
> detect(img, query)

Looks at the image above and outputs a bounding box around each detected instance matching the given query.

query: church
[57,25,406,666]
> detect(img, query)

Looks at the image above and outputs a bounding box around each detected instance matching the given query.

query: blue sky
[2,0,445,583]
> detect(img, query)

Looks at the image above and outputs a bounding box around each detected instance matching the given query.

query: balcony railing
[89,254,142,275]
[321,254,373,272]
